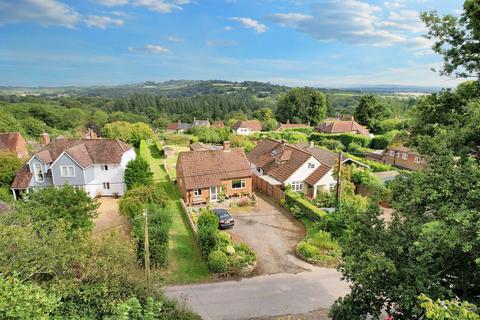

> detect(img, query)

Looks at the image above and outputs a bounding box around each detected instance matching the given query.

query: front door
[210,186,218,202]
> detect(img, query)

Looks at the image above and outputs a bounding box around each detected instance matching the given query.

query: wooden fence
[252,175,285,203]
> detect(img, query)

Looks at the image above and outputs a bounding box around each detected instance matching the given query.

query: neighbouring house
[189,142,223,152]
[231,120,262,136]
[296,141,368,169]
[382,145,427,171]
[213,120,225,128]
[274,120,310,131]
[315,115,370,136]
[248,139,367,199]
[176,141,253,205]
[248,139,334,198]
[0,132,29,159]
[10,139,135,200]
[166,118,210,133]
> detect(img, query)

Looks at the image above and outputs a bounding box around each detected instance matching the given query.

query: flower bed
[197,209,256,276]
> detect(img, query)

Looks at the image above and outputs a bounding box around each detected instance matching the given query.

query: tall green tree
[124,157,154,189]
[0,152,22,187]
[421,1,480,79]
[275,87,327,126]
[354,95,391,132]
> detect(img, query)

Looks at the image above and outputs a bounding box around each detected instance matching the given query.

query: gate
[253,175,285,203]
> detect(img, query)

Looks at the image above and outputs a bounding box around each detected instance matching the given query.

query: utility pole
[143,210,151,294]
[336,151,342,210]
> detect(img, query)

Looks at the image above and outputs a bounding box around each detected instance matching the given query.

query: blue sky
[0,0,464,87]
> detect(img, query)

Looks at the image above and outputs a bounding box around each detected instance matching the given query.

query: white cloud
[167,35,183,42]
[230,17,267,33]
[0,0,80,27]
[224,26,233,31]
[268,0,432,50]
[94,0,129,6]
[129,44,170,54]
[384,0,405,10]
[85,15,124,29]
[132,0,190,13]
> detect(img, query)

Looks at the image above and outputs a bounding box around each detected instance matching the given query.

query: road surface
[165,256,349,320]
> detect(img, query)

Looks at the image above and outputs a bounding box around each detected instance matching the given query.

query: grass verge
[140,141,210,284]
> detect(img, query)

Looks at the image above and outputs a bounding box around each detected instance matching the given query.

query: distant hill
[0,80,442,98]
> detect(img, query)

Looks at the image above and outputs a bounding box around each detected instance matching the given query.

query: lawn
[163,145,189,180]
[140,141,210,284]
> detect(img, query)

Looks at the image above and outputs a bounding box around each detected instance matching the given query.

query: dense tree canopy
[354,95,392,132]
[275,87,327,126]
[421,0,480,79]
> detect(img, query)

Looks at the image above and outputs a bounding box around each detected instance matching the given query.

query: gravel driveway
[226,193,307,275]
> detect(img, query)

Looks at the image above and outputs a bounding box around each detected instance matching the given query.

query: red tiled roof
[274,123,310,131]
[166,123,179,130]
[316,120,369,136]
[304,164,332,185]
[177,148,252,190]
[11,164,32,189]
[0,132,27,156]
[247,138,313,182]
[232,120,262,131]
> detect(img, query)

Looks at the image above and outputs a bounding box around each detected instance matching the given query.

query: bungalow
[248,139,366,199]
[274,120,310,132]
[383,145,426,171]
[10,138,135,199]
[176,141,253,205]
[0,132,29,159]
[166,118,210,133]
[231,120,262,136]
[315,115,370,136]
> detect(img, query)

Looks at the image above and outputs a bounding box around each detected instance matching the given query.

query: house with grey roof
[11,138,135,200]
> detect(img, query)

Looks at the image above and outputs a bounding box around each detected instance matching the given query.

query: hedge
[370,130,398,149]
[309,133,372,148]
[132,204,172,268]
[285,191,326,222]
[208,250,228,273]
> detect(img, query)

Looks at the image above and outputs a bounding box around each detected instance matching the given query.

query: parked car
[213,208,235,229]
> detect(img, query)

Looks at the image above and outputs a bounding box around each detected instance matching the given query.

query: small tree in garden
[124,157,154,190]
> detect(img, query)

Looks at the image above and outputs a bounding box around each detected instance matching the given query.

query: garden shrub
[309,133,372,148]
[347,142,374,157]
[316,138,346,151]
[132,204,172,268]
[124,156,154,189]
[297,231,341,266]
[370,130,398,149]
[216,231,232,251]
[285,191,326,222]
[120,185,168,219]
[208,250,228,273]
[314,191,337,208]
[197,210,219,258]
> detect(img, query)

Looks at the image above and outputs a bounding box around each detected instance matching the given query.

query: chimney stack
[40,132,50,146]
[286,119,290,124]
[309,141,314,148]
[223,140,231,151]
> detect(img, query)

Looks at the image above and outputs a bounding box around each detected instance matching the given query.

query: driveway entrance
[226,193,307,275]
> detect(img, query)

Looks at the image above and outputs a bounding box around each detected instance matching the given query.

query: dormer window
[308,163,315,169]
[33,163,44,182]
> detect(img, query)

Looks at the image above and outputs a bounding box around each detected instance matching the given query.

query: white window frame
[402,153,408,160]
[232,179,246,190]
[308,162,315,169]
[414,156,422,164]
[291,181,303,192]
[33,163,44,182]
[103,182,111,190]
[193,189,202,197]
[60,165,75,177]
[100,165,109,171]
[329,183,335,192]
[389,150,395,157]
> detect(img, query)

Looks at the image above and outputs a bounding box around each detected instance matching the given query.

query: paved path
[227,194,307,275]
[165,257,349,320]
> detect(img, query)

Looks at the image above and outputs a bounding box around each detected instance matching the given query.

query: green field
[140,141,210,284]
